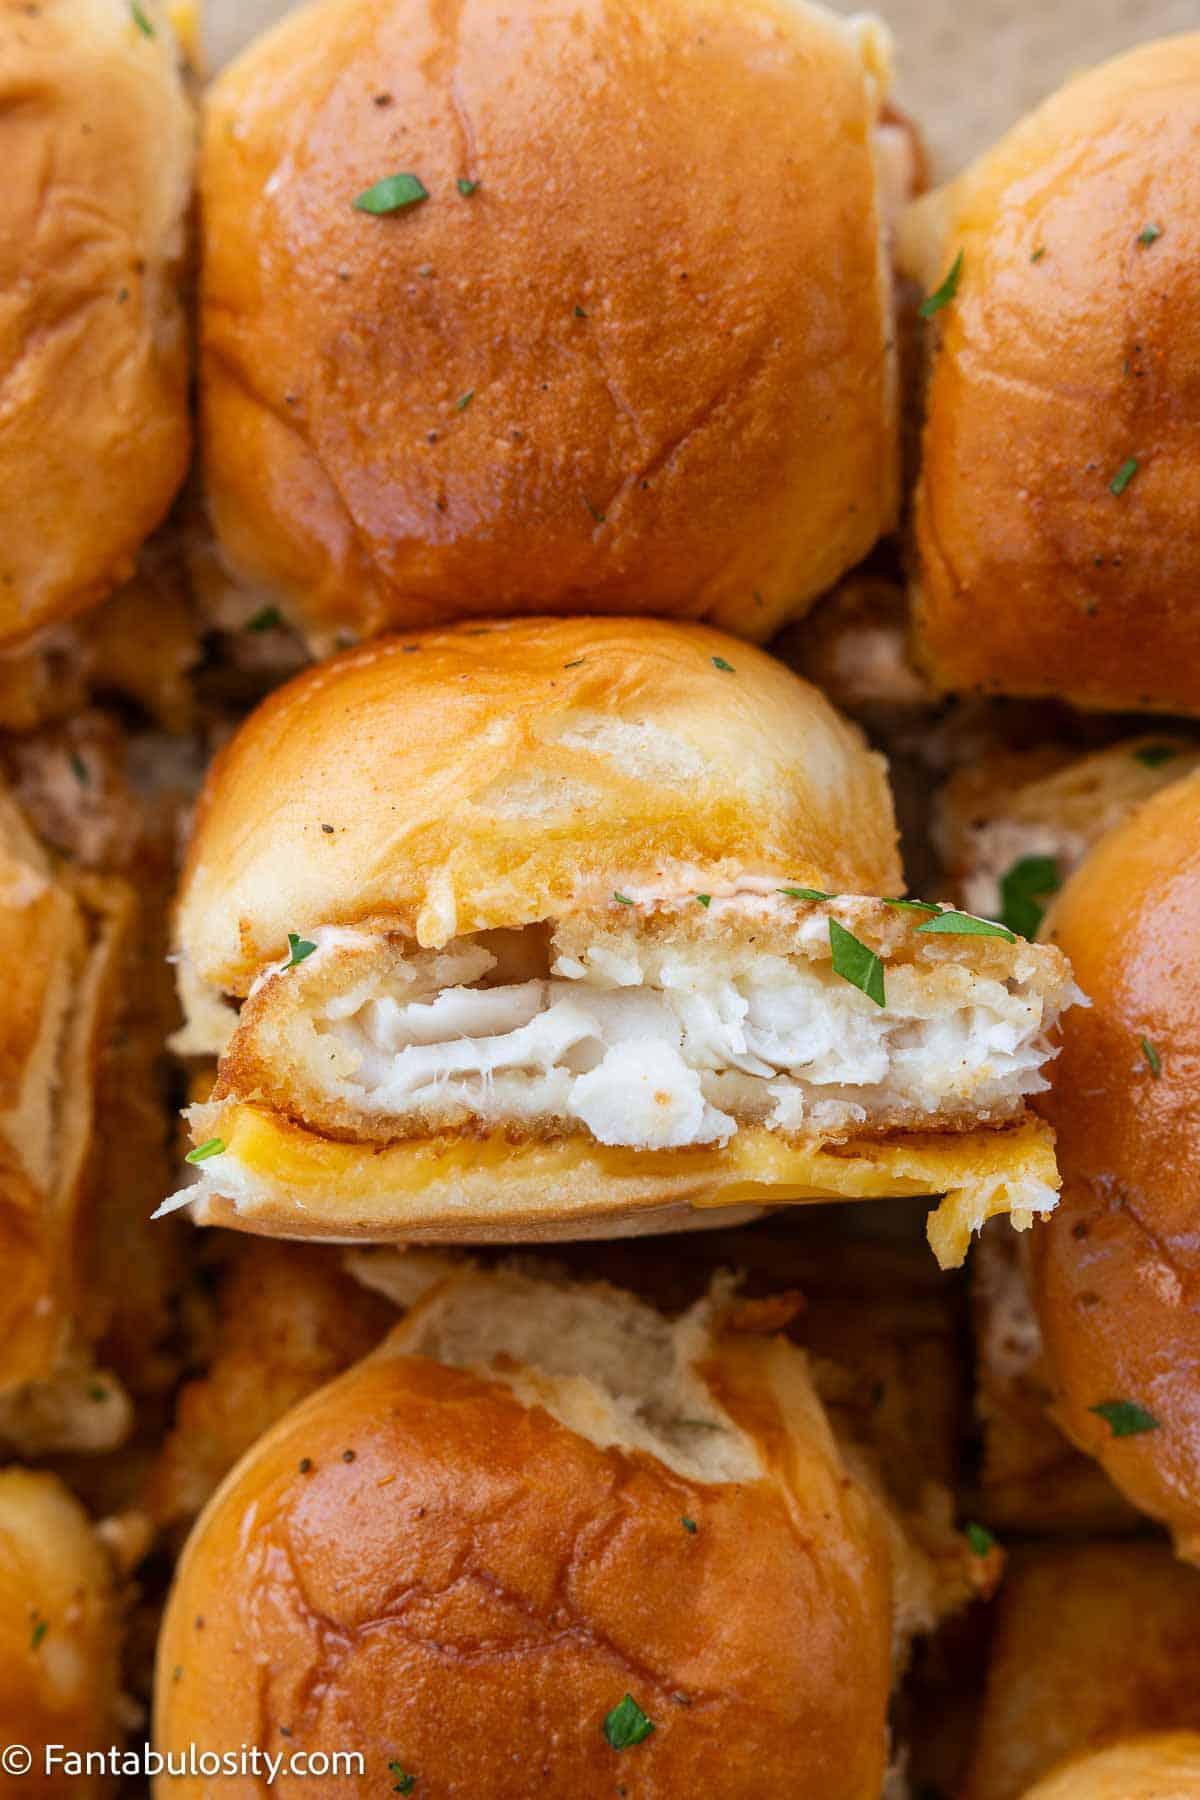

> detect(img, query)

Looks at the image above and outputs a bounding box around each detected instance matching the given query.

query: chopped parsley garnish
[563,658,585,669]
[457,390,474,411]
[711,656,736,673]
[1141,1037,1162,1078]
[130,1,155,35]
[353,174,429,215]
[1109,456,1139,496]
[882,897,938,913]
[31,1618,48,1650]
[574,304,588,318]
[1137,222,1162,246]
[284,932,318,969]
[681,1516,698,1534]
[1090,1399,1159,1438]
[603,1695,655,1751]
[70,752,90,785]
[779,886,835,902]
[998,855,1061,939]
[1030,246,1046,263]
[1133,743,1178,768]
[613,892,634,906]
[829,918,886,1008]
[965,1521,995,1556]
[916,910,1015,941]
[88,1385,108,1402]
[918,249,963,318]
[583,496,606,523]
[186,1138,226,1165]
[456,178,479,196]
[388,1762,416,1794]
[246,605,282,633]
[298,1458,313,1474]
[696,894,712,908]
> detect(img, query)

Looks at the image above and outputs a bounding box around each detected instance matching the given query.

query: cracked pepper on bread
[154,1259,952,1797]
[199,0,903,648]
[168,617,1074,1261]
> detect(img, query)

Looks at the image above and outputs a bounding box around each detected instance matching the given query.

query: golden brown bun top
[965,1541,1200,1800]
[200,0,897,648]
[0,1468,122,1797]
[1030,770,1200,1558]
[0,0,192,646]
[156,1283,894,1797]
[1020,1736,1200,1800]
[902,35,1200,713]
[177,618,899,993]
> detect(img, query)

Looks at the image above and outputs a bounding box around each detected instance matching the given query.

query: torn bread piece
[168,619,1075,1261]
[937,736,1200,930]
[155,1258,979,1796]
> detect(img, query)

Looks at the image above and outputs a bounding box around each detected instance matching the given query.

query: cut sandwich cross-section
[167,617,1077,1262]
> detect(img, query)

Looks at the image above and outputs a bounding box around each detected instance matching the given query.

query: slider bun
[177,618,899,996]
[0,1469,123,1797]
[965,1541,1200,1800]
[902,35,1200,712]
[200,0,898,647]
[0,0,192,646]
[1030,770,1200,1557]
[186,1098,1060,1260]
[1020,1736,1200,1800]
[0,784,135,1449]
[156,1267,894,1796]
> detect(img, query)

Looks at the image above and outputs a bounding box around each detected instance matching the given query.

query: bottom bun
[155,1266,897,1797]
[167,1101,1060,1268]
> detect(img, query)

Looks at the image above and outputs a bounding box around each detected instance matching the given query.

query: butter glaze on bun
[1031,770,1200,1558]
[901,35,1200,712]
[155,1266,895,1797]
[176,618,900,990]
[170,618,1072,1256]
[0,0,192,646]
[200,0,899,647]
